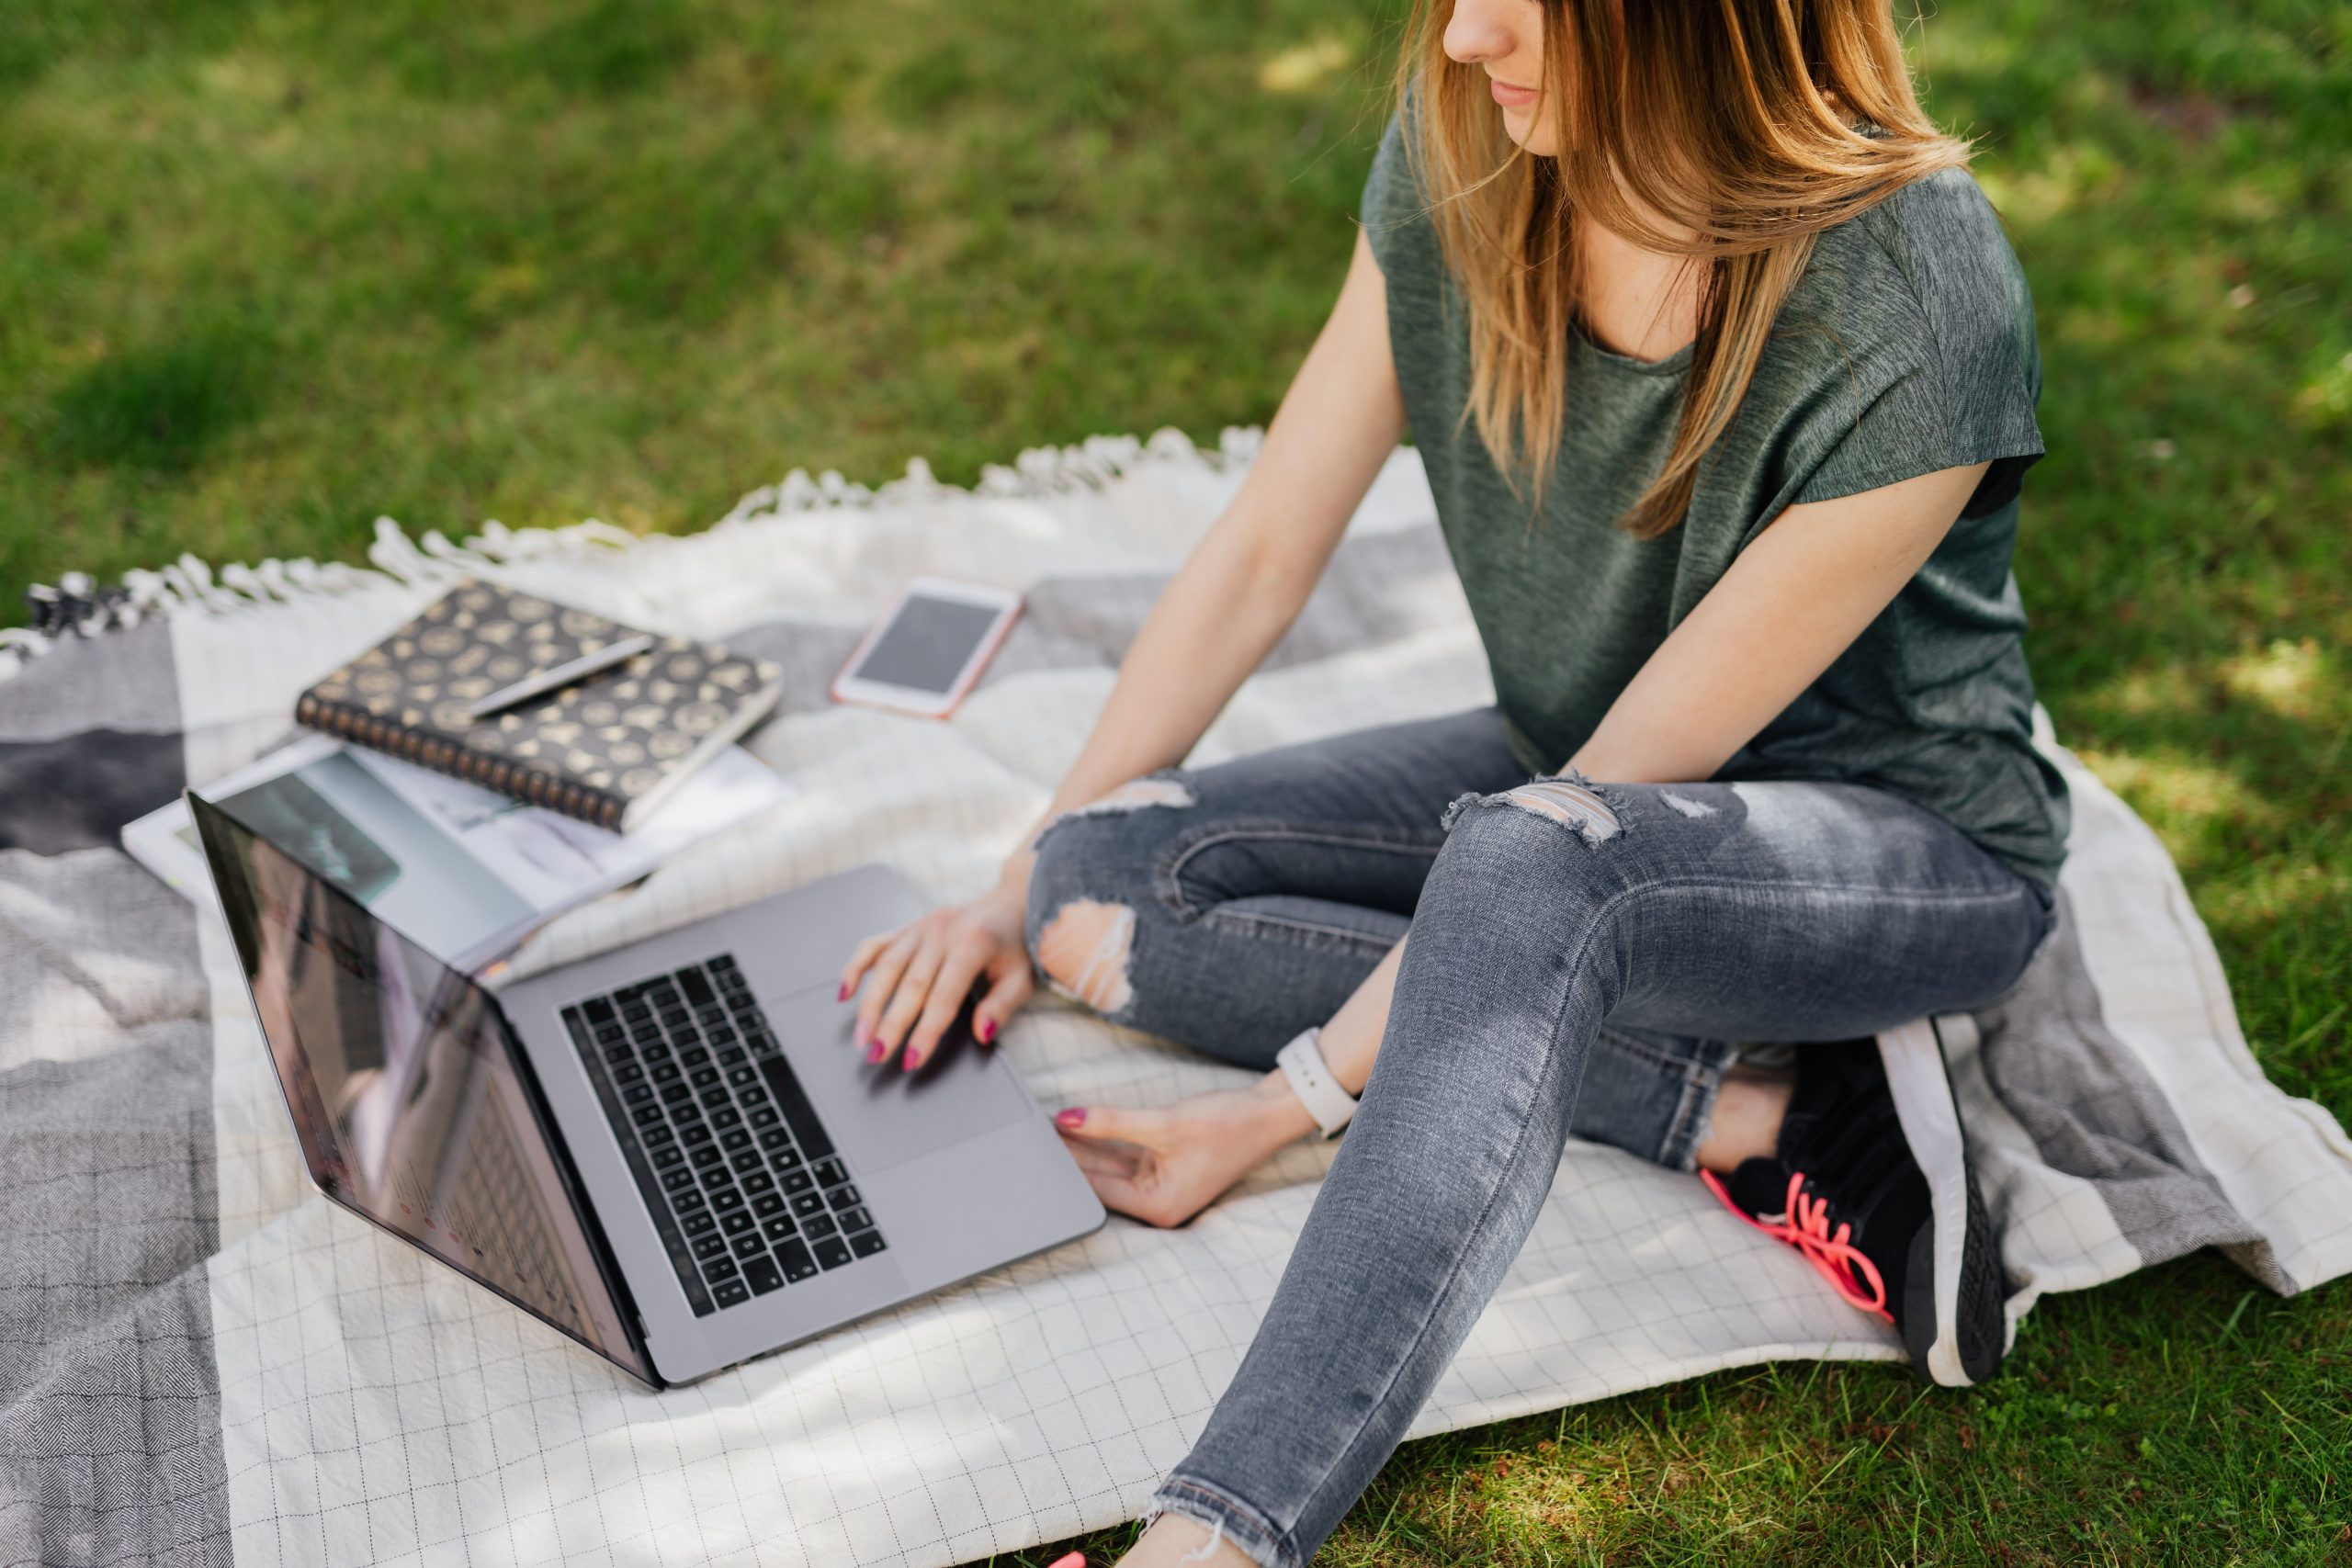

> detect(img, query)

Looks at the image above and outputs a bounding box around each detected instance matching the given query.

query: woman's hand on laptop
[837,883,1035,1073]
[1049,1075,1318,1229]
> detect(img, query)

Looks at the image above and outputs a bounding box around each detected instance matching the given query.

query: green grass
[0,0,1393,579]
[6,0,2346,1562]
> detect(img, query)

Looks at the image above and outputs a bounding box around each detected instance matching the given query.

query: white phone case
[828,576,1023,719]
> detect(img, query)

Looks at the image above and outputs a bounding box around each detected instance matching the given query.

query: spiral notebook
[294,580,783,831]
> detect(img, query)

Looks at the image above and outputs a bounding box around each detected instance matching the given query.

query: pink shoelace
[1702,1168,1893,1322]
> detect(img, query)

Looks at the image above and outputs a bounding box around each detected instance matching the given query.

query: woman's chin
[1497,107,1558,157]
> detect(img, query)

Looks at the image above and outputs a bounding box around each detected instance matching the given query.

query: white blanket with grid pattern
[6,430,2348,1568]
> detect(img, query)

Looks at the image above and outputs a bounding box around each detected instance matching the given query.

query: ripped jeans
[1021,705,2055,1568]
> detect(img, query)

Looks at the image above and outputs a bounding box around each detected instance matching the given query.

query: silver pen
[464,634,656,720]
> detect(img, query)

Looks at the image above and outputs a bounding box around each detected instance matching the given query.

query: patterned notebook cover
[294,580,783,830]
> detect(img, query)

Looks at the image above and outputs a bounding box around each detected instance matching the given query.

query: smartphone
[830,576,1023,718]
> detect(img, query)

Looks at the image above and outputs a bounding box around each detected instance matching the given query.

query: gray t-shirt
[1361,109,2071,886]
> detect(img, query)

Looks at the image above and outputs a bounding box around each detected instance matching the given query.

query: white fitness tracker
[1275,1025,1360,1139]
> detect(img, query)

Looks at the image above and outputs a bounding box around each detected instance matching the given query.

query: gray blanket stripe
[990,525,1463,683]
[0,734,188,857]
[0,622,182,747]
[2,617,230,1568]
[718,522,1465,718]
[1977,896,2270,1280]
[0,848,230,1568]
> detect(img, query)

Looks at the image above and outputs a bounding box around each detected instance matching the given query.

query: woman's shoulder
[1800,162,2038,380]
[1360,109,1425,250]
[1862,161,2011,252]
[1360,104,1449,295]
[1770,159,2047,515]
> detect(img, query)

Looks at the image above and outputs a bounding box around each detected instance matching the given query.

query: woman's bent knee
[1021,772,1197,1018]
[1031,897,1140,1014]
[1440,768,1627,850]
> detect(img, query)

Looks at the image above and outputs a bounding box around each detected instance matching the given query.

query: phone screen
[851,594,1005,694]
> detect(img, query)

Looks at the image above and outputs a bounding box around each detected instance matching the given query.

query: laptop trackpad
[784,985,1039,1172]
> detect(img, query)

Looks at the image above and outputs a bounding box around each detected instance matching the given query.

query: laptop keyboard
[560,954,887,1316]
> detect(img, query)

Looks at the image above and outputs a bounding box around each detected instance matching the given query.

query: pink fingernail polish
[836,981,850,1002]
[900,1051,921,1074]
[978,1017,997,1043]
[866,1038,887,1065]
[1055,1108,1085,1130]
[1048,1554,1086,1568]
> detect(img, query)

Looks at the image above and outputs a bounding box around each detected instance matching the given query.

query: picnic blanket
[6,429,2349,1568]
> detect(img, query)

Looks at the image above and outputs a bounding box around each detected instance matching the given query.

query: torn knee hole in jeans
[1442,769,1623,847]
[1055,771,1196,823]
[1036,897,1137,1014]
[1032,771,1195,856]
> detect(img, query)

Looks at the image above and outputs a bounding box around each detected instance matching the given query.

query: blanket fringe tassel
[3,424,1264,678]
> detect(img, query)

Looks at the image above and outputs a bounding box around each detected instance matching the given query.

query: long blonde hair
[1388,1,1972,538]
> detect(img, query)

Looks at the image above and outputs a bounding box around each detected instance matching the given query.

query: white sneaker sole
[1876,1017,2001,1386]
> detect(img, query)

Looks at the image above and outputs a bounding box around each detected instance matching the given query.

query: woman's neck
[1573,218,1703,364]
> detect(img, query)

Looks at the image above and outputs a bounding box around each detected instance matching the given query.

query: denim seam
[1199,906,1405,955]
[1158,826,1443,922]
[1283,861,2038,1536]
[1592,1027,1724,1169]
[1656,1067,1718,1172]
[1589,1029,1721,1166]
[1592,1024,1728,1074]
[1149,1474,1297,1568]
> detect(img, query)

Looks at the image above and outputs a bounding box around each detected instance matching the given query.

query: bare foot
[1055,1077,1314,1229]
[1111,1514,1259,1568]
[1692,1063,1794,1173]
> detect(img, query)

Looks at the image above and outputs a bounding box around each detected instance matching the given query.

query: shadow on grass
[40,318,277,473]
[0,0,263,92]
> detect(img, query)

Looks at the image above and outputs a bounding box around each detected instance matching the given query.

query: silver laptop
[191,791,1104,1389]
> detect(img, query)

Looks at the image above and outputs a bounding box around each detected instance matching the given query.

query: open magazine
[125,733,792,974]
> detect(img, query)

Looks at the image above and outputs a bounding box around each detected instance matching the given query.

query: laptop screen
[192,793,651,1383]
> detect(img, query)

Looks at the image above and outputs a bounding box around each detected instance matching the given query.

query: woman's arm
[840,231,1407,1069]
[1057,459,1997,1222]
[1565,460,1991,782]
[996,230,1407,889]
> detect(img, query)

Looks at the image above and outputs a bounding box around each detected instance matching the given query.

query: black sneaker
[1701,1021,2007,1386]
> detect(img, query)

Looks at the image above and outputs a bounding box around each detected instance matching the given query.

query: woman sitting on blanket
[842,1,2066,1563]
